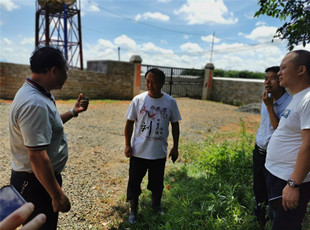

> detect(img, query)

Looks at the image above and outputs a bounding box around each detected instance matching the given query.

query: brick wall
[0,61,135,100]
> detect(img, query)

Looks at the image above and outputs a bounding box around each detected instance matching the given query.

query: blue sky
[0,0,309,72]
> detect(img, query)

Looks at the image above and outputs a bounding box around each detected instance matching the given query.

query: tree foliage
[180,68,265,79]
[254,0,310,50]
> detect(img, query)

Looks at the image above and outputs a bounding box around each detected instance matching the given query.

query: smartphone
[0,185,26,221]
[269,195,283,211]
[171,154,178,163]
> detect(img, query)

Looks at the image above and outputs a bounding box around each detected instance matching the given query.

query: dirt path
[0,98,260,229]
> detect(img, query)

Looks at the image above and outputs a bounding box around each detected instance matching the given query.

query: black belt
[12,170,61,177]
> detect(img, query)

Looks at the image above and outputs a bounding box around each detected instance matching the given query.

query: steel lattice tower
[35,0,83,70]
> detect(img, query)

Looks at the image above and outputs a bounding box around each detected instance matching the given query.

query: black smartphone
[171,154,178,163]
[0,185,26,221]
[269,195,283,211]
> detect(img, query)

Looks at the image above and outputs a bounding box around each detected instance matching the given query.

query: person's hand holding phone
[0,202,46,230]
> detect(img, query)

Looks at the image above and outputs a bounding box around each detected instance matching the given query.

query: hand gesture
[262,91,273,108]
[74,93,89,114]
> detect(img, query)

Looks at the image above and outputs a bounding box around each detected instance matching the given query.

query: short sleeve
[300,97,310,130]
[126,99,137,121]
[170,99,182,123]
[19,104,52,149]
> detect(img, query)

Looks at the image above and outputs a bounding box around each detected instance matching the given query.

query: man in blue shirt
[253,66,292,227]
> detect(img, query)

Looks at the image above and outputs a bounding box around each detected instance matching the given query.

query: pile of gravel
[237,103,261,114]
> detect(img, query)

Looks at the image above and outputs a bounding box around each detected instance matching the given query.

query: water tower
[35,0,83,70]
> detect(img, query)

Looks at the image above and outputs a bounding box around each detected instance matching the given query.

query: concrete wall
[211,77,264,105]
[0,61,135,100]
[0,61,265,105]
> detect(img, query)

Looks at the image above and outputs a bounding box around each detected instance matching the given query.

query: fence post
[130,55,143,97]
[202,63,215,100]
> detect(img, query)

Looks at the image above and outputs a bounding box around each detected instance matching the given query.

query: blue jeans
[10,170,62,230]
[266,170,310,230]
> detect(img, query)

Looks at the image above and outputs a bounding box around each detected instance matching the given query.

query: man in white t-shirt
[253,66,292,227]
[265,50,310,229]
[124,68,181,224]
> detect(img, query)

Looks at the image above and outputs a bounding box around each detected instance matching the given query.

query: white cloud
[158,0,171,3]
[114,35,138,50]
[97,39,117,49]
[211,42,285,71]
[180,42,203,53]
[2,38,12,45]
[201,35,221,43]
[255,21,266,26]
[293,43,310,51]
[244,26,277,43]
[0,0,19,11]
[141,42,173,54]
[175,0,238,25]
[20,37,34,45]
[135,12,170,22]
[81,0,100,16]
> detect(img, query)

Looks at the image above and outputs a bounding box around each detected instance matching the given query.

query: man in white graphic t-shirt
[124,68,181,224]
[265,50,310,230]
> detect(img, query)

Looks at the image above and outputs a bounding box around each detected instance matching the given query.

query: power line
[98,6,208,36]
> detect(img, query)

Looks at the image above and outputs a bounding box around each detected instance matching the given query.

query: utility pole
[118,47,120,61]
[210,31,215,63]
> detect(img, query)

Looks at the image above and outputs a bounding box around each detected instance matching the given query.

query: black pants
[127,157,166,201]
[253,145,268,205]
[266,170,310,230]
[10,170,62,230]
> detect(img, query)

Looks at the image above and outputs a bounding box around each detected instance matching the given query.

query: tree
[254,0,310,50]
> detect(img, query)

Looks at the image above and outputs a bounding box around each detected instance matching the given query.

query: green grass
[110,120,310,230]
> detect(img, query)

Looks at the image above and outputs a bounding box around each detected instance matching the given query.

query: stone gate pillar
[202,63,215,100]
[130,55,143,97]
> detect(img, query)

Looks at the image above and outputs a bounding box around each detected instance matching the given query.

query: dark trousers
[253,145,268,205]
[266,170,310,230]
[127,157,166,201]
[10,170,62,230]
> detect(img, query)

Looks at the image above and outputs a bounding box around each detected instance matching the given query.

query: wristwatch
[71,108,78,117]
[287,179,301,188]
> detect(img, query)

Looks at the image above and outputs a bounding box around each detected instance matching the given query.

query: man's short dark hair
[265,66,280,73]
[144,68,166,84]
[290,50,310,77]
[30,46,67,74]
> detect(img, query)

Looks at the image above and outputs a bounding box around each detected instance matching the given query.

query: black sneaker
[128,211,137,225]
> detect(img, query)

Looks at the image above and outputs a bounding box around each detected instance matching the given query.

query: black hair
[265,66,280,73]
[290,50,310,76]
[30,46,67,74]
[144,68,165,84]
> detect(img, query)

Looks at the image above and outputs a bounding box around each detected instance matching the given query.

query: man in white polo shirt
[9,46,89,229]
[265,50,310,230]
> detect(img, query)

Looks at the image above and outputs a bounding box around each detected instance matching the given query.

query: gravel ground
[0,98,260,229]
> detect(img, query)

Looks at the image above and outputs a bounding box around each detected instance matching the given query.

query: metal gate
[141,64,204,98]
